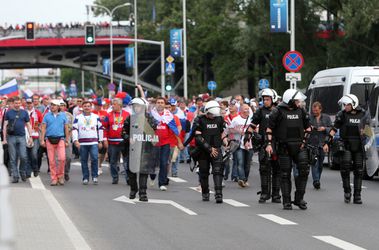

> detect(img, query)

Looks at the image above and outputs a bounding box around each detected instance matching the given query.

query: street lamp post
[182,0,188,99]
[89,3,132,86]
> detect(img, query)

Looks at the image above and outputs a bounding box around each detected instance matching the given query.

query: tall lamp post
[88,3,132,86]
[182,0,188,99]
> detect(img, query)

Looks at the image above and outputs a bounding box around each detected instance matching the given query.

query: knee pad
[297,149,310,177]
[341,150,352,173]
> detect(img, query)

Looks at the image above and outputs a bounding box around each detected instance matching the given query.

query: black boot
[258,171,271,203]
[129,190,137,199]
[139,174,148,202]
[128,171,138,199]
[342,174,351,203]
[353,174,362,204]
[214,175,223,204]
[281,176,292,210]
[344,192,352,203]
[293,191,307,210]
[282,197,292,210]
[202,193,210,201]
[271,166,281,203]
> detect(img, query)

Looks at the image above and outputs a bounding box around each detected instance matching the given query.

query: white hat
[51,99,61,106]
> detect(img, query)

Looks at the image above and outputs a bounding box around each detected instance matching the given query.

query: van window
[350,83,375,109]
[369,87,379,118]
[311,86,343,115]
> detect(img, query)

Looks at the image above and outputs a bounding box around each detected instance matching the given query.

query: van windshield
[350,83,375,110]
[310,86,343,115]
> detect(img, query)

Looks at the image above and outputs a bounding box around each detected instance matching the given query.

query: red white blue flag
[0,79,19,97]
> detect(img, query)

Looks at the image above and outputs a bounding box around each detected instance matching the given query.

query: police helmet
[338,94,359,109]
[204,100,221,116]
[282,89,307,105]
[261,88,279,103]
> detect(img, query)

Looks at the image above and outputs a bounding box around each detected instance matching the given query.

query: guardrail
[0,144,14,250]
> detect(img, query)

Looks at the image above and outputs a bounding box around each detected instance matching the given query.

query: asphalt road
[10,157,379,250]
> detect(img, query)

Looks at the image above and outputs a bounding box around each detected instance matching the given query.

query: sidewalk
[10,186,76,250]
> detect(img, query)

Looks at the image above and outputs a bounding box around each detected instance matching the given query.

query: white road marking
[313,236,367,250]
[257,214,297,225]
[72,162,109,168]
[113,195,197,215]
[223,199,250,207]
[30,176,91,250]
[168,177,188,183]
[29,176,46,190]
[189,187,214,194]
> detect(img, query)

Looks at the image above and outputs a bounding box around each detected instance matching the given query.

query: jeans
[80,144,98,180]
[65,142,72,176]
[231,151,238,180]
[7,135,27,179]
[26,138,39,176]
[108,143,128,181]
[171,146,180,175]
[236,148,253,182]
[151,144,170,186]
[311,149,325,182]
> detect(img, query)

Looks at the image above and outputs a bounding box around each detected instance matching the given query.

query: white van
[307,66,379,118]
[307,67,379,176]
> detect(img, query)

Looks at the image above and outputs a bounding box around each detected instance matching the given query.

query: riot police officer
[323,94,369,204]
[195,100,228,203]
[266,89,311,210]
[122,97,158,202]
[244,88,281,203]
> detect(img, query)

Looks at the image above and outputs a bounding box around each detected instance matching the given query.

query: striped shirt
[72,113,104,145]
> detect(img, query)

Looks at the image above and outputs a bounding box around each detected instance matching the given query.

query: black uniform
[268,103,310,210]
[331,108,369,204]
[195,115,225,203]
[247,106,281,203]
[122,112,158,201]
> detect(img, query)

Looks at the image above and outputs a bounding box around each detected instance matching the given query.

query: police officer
[323,94,369,204]
[266,89,311,210]
[244,88,281,203]
[122,98,158,202]
[195,100,228,203]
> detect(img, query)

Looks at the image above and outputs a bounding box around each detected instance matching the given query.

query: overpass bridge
[0,25,180,94]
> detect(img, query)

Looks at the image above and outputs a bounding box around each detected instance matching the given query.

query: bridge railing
[0,26,133,39]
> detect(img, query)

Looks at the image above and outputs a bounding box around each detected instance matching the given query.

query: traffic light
[25,22,35,40]
[85,25,95,45]
[165,83,173,92]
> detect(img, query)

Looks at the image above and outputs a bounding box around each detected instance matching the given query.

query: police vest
[258,107,271,136]
[275,107,304,143]
[198,116,223,147]
[339,110,365,141]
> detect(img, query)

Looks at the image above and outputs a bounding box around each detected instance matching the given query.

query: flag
[151,108,179,136]
[23,88,34,98]
[0,79,19,97]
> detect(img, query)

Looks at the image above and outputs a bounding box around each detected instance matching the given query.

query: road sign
[107,83,116,91]
[282,50,304,72]
[166,63,175,74]
[258,79,270,89]
[285,73,302,81]
[207,81,217,91]
[166,55,175,63]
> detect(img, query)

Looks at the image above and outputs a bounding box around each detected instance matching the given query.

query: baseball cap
[169,98,177,106]
[51,99,61,106]
[26,98,33,103]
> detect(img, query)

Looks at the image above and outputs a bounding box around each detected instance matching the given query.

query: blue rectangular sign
[270,0,288,33]
[125,47,134,68]
[166,63,175,74]
[170,29,183,58]
[103,58,110,75]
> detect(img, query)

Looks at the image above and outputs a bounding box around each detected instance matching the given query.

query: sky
[0,0,109,26]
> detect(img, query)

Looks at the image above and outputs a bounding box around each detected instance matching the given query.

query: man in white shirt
[228,104,253,187]
[72,101,104,185]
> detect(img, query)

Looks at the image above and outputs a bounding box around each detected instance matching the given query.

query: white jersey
[229,114,252,149]
[72,113,104,145]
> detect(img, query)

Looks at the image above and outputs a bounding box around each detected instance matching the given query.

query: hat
[26,98,33,103]
[229,99,238,105]
[103,98,111,104]
[60,100,66,106]
[42,95,50,100]
[169,98,177,106]
[115,92,127,99]
[1,95,8,99]
[51,99,61,106]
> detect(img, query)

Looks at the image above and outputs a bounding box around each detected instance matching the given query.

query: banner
[170,29,183,57]
[270,0,288,33]
[103,58,110,75]
[125,47,134,68]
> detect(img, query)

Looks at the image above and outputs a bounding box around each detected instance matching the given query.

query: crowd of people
[0,21,112,32]
[0,84,369,209]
